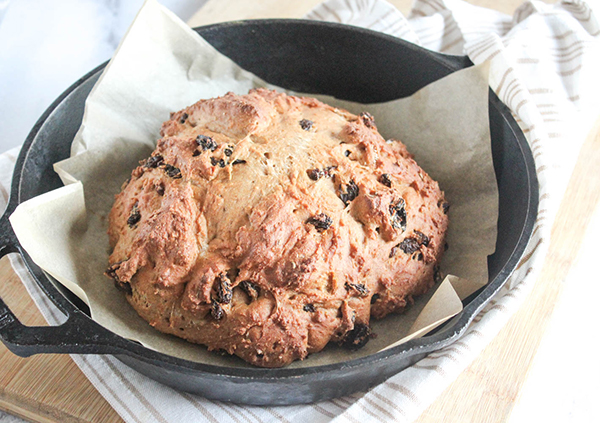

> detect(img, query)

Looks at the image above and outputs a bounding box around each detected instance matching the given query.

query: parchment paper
[9,0,497,367]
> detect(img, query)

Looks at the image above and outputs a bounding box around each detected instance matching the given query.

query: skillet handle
[0,212,128,357]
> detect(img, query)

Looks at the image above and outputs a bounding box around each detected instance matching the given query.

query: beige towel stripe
[398,24,415,38]
[427,345,467,359]
[495,67,514,93]
[312,404,336,418]
[548,29,575,40]
[342,0,351,16]
[385,382,422,406]
[431,0,447,10]
[340,413,363,423]
[470,33,501,52]
[428,340,472,355]
[389,20,410,36]
[554,51,586,63]
[453,340,473,351]
[562,2,586,13]
[547,39,587,52]
[3,151,17,162]
[370,391,408,417]
[466,20,513,31]
[330,400,362,423]
[178,393,222,423]
[265,407,291,423]
[236,404,268,423]
[320,2,344,23]
[538,12,565,19]
[309,8,327,21]
[378,18,406,36]
[334,396,355,407]
[469,329,484,339]
[101,357,171,423]
[508,280,526,294]
[420,0,445,12]
[469,38,499,58]
[377,16,400,34]
[79,356,144,423]
[363,396,398,420]
[529,88,552,94]
[411,8,427,17]
[489,303,508,313]
[532,223,545,237]
[558,63,583,77]
[377,10,404,32]
[468,35,498,52]
[351,399,387,422]
[427,346,466,360]
[507,80,526,106]
[0,184,9,202]
[501,78,518,103]
[515,238,543,271]
[530,138,542,147]
[461,27,508,39]
[483,48,503,62]
[437,21,460,42]
[212,400,251,423]
[327,399,348,411]
[563,4,592,22]
[515,98,530,115]
[507,87,525,110]
[415,19,457,42]
[551,44,588,58]
[412,363,447,377]
[550,45,587,59]
[424,351,461,364]
[516,58,539,64]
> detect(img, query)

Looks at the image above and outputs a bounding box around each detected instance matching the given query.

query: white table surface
[0,1,598,422]
[0,0,204,155]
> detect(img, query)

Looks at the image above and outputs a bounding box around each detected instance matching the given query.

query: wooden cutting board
[0,1,594,422]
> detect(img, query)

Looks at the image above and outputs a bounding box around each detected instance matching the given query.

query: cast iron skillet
[0,20,537,405]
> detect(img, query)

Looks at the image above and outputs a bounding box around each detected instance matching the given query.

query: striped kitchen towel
[2,0,599,422]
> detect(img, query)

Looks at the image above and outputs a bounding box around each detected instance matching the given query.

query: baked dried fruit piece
[106,89,448,367]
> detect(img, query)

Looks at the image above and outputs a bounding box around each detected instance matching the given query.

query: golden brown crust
[106,89,448,367]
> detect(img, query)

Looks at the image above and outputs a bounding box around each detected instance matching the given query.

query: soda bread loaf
[106,89,448,367]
